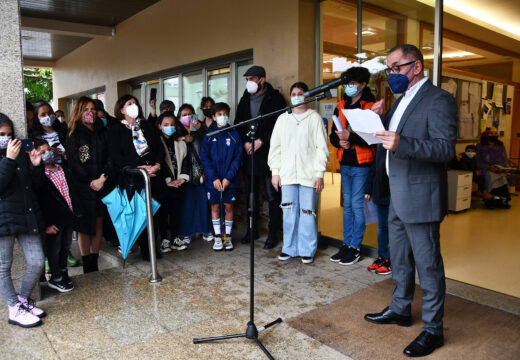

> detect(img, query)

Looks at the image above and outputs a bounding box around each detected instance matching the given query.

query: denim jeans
[375,203,390,259]
[340,165,371,250]
[280,185,318,258]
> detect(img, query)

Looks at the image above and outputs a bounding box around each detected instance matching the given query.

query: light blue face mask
[163,126,176,136]
[345,84,359,97]
[101,117,107,127]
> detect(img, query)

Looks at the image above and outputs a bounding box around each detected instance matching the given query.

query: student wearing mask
[177,104,213,244]
[476,127,513,208]
[93,99,118,129]
[66,97,111,273]
[0,113,46,328]
[329,67,376,266]
[148,99,176,123]
[235,65,287,249]
[29,101,67,164]
[268,82,329,264]
[34,139,82,292]
[200,103,242,251]
[108,95,165,260]
[199,96,216,136]
[157,111,189,252]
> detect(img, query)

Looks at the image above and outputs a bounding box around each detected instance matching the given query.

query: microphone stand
[193,91,331,359]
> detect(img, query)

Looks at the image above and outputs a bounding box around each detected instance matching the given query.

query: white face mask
[216,115,229,127]
[246,80,260,94]
[40,114,56,127]
[57,116,64,123]
[125,103,139,119]
[465,152,476,159]
[0,135,11,150]
[291,96,305,106]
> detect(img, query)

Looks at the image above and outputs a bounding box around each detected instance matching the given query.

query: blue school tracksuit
[200,122,242,204]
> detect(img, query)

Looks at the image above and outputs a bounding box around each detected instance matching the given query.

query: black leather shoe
[240,229,259,244]
[364,306,411,326]
[403,331,443,357]
[263,232,279,249]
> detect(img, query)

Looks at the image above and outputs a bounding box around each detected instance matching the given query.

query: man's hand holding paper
[341,108,385,145]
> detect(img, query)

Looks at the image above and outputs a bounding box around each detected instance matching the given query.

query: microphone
[303,73,351,98]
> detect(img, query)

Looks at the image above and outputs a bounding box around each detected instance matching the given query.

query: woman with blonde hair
[65,97,111,273]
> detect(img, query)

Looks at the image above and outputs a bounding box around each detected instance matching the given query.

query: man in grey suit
[364,44,457,357]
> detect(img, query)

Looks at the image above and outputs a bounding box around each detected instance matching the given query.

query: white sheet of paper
[342,108,384,145]
[332,115,344,132]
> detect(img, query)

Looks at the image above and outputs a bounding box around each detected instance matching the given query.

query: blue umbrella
[102,187,133,246]
[103,187,161,260]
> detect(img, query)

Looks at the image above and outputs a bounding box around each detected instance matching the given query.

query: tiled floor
[2,229,519,360]
[320,171,520,298]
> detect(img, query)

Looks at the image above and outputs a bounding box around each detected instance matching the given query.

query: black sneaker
[48,278,74,293]
[339,247,360,266]
[330,245,349,262]
[62,272,73,286]
[278,252,291,261]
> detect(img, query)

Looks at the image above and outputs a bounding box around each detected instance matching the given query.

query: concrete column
[0,0,41,300]
[0,0,26,136]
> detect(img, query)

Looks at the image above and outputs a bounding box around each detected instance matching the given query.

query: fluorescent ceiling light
[424,51,478,60]
[417,0,520,40]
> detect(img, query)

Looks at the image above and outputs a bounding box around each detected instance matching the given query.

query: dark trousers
[158,189,181,240]
[45,223,73,280]
[245,175,281,234]
[388,201,445,335]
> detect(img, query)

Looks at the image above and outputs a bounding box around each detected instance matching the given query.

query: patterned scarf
[121,119,150,158]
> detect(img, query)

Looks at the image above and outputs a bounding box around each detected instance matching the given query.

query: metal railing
[123,167,162,283]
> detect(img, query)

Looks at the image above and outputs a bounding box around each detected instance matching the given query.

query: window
[208,67,230,104]
[182,70,203,115]
[163,76,179,110]
[127,54,252,122]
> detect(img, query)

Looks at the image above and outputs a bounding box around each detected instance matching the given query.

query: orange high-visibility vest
[336,99,376,165]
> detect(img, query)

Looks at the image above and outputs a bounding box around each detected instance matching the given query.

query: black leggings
[158,188,182,240]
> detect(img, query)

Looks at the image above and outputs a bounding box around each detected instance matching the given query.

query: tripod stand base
[193,318,282,360]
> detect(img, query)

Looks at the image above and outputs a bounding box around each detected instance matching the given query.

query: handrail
[123,167,162,283]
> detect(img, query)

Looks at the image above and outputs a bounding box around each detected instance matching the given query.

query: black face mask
[488,136,498,143]
[202,109,213,118]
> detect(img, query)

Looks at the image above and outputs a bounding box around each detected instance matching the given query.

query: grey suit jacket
[385,80,457,223]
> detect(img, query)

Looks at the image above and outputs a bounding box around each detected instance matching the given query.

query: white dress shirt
[386,77,429,175]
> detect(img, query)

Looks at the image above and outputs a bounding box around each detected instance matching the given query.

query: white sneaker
[160,239,172,253]
[224,236,233,251]
[171,237,187,251]
[213,236,223,251]
[181,236,191,245]
[203,233,214,242]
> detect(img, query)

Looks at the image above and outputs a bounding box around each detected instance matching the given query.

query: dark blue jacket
[200,122,242,189]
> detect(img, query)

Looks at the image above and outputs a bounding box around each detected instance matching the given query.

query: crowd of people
[1,44,507,357]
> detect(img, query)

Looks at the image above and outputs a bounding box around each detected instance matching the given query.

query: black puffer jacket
[0,152,45,236]
[235,82,287,176]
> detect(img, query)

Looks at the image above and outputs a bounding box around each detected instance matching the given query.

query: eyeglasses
[384,61,416,75]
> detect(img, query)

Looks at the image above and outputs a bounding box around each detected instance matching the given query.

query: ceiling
[20,0,159,63]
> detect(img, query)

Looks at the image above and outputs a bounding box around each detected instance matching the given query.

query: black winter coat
[66,122,112,234]
[107,119,166,200]
[0,152,45,236]
[235,82,287,176]
[35,165,83,230]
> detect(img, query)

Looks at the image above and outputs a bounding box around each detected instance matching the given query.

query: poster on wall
[320,102,337,120]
